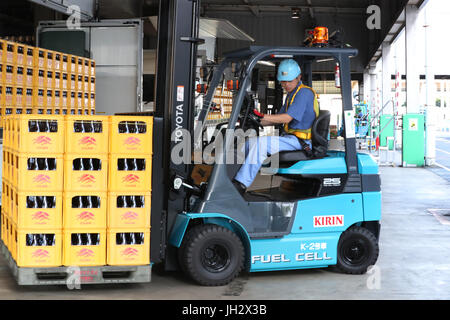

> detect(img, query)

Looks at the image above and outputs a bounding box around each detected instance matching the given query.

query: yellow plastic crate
[4,41,15,65]
[33,88,45,109]
[89,60,95,77]
[15,228,62,267]
[0,64,4,85]
[63,192,107,229]
[61,73,68,90]
[61,54,69,73]
[16,66,24,86]
[0,39,4,64]
[90,76,95,93]
[69,55,77,74]
[2,181,10,217]
[15,86,24,108]
[108,154,152,192]
[64,115,110,154]
[63,229,106,266]
[13,153,64,192]
[24,67,33,87]
[107,228,150,266]
[46,70,54,89]
[24,87,33,109]
[54,52,62,71]
[76,57,83,74]
[54,71,61,90]
[33,68,46,88]
[4,64,15,85]
[33,48,46,69]
[107,192,151,229]
[64,154,108,192]
[1,213,7,245]
[109,116,153,155]
[53,90,61,110]
[12,190,62,229]
[0,83,4,105]
[24,46,34,68]
[46,50,54,70]
[14,115,65,154]
[15,43,25,66]
[10,222,17,261]
[45,88,54,108]
[3,117,11,151]
[4,215,10,251]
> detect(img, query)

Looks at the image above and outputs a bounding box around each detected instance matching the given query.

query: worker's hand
[252,109,264,119]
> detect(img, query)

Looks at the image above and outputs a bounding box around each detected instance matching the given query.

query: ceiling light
[291,8,301,19]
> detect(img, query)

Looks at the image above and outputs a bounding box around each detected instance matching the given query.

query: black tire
[336,226,379,274]
[178,224,245,286]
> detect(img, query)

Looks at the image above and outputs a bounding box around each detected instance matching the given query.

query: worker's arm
[261,113,293,126]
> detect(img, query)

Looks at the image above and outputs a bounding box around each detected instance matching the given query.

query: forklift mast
[151,0,201,269]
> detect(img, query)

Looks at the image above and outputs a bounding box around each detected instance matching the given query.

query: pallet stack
[1,114,153,269]
[0,39,96,128]
[107,116,153,266]
[1,114,65,267]
[62,115,110,266]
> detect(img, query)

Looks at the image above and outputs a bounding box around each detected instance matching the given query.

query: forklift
[150,0,381,286]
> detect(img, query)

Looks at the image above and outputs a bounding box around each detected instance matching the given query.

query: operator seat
[275,109,331,165]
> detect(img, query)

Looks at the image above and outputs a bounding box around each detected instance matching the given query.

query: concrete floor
[0,165,449,300]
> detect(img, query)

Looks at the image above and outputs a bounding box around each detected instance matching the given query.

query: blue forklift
[151,0,381,286]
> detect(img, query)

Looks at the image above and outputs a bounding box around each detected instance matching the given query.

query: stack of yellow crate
[1,114,65,267]
[106,116,153,266]
[0,38,95,128]
[62,115,110,266]
[0,114,153,269]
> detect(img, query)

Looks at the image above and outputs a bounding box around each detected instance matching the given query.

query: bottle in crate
[108,154,152,192]
[109,116,153,155]
[63,229,106,266]
[107,229,150,266]
[64,154,108,191]
[63,192,107,229]
[107,192,151,229]
[65,115,109,154]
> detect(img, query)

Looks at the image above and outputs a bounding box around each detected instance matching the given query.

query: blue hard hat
[277,59,301,81]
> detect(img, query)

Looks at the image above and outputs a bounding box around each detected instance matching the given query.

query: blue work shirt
[278,82,316,130]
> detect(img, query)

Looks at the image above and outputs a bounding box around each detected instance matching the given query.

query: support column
[369,63,378,118]
[405,5,420,114]
[423,6,436,166]
[363,69,371,103]
[382,42,393,113]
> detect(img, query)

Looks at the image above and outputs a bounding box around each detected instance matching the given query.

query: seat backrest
[311,109,330,157]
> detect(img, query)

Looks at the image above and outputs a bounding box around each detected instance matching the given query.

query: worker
[233,59,319,193]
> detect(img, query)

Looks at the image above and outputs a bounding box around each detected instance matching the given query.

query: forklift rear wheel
[336,226,379,274]
[178,224,245,286]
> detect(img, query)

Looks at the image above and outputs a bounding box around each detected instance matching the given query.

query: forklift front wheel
[336,226,379,274]
[178,224,245,286]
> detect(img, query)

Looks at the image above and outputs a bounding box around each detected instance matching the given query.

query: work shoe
[232,180,247,195]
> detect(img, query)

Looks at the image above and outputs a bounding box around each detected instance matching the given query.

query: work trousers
[234,134,312,188]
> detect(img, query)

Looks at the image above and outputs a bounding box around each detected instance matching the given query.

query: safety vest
[283,83,320,140]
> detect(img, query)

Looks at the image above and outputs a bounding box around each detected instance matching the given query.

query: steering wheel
[238,93,263,131]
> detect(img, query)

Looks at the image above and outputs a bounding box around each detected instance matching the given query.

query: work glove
[252,109,264,120]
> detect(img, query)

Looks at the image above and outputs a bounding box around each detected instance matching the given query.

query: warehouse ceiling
[1,0,427,73]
